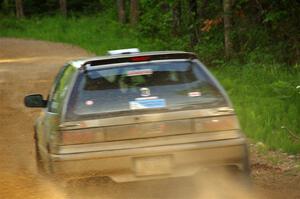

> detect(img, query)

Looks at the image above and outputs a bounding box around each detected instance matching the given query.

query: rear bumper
[45,137,249,182]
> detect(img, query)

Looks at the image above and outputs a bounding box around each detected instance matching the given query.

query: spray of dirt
[0,171,66,199]
[58,169,263,199]
[0,38,90,199]
[191,170,260,199]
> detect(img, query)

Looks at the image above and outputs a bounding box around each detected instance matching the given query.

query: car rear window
[66,61,227,120]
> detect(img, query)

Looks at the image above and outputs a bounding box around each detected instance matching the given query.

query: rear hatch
[54,60,241,153]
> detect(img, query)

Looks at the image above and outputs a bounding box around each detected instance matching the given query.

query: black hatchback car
[25,49,250,182]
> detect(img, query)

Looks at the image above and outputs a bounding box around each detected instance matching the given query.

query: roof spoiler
[82,52,197,70]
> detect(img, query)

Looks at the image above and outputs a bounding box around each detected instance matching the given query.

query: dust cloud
[60,170,261,199]
[0,171,66,199]
[0,168,263,199]
[192,170,258,199]
[0,38,90,199]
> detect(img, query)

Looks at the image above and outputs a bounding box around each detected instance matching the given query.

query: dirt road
[0,38,299,199]
[0,38,90,199]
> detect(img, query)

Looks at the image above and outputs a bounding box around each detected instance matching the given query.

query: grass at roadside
[0,15,159,54]
[213,65,300,153]
[0,15,299,153]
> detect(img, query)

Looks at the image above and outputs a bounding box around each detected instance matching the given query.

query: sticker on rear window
[85,100,94,106]
[135,96,158,100]
[129,98,166,110]
[127,69,153,76]
[188,91,201,97]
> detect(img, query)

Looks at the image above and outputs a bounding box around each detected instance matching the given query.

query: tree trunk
[223,0,233,59]
[189,0,199,47]
[59,0,67,16]
[15,0,24,18]
[117,0,126,24]
[130,0,139,26]
[172,0,182,36]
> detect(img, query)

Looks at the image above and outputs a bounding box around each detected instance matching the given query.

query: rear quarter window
[48,65,76,113]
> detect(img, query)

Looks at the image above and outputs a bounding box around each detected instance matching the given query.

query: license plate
[134,155,173,176]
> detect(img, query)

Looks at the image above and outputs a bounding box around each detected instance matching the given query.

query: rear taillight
[60,128,104,145]
[194,115,240,132]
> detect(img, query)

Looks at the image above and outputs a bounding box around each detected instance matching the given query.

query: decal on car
[85,100,94,106]
[127,69,153,76]
[188,91,201,97]
[140,87,151,97]
[129,98,166,110]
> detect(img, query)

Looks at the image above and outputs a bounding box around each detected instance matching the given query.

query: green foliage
[138,1,181,49]
[0,0,109,16]
[232,0,300,64]
[0,0,15,16]
[212,64,300,153]
[0,14,157,54]
[195,25,225,65]
[136,0,299,65]
[1,0,298,64]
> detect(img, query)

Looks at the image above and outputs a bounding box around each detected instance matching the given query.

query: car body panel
[48,137,248,182]
[55,130,243,155]
[59,107,235,130]
[26,50,250,182]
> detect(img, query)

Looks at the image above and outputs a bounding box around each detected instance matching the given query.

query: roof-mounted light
[107,48,140,55]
